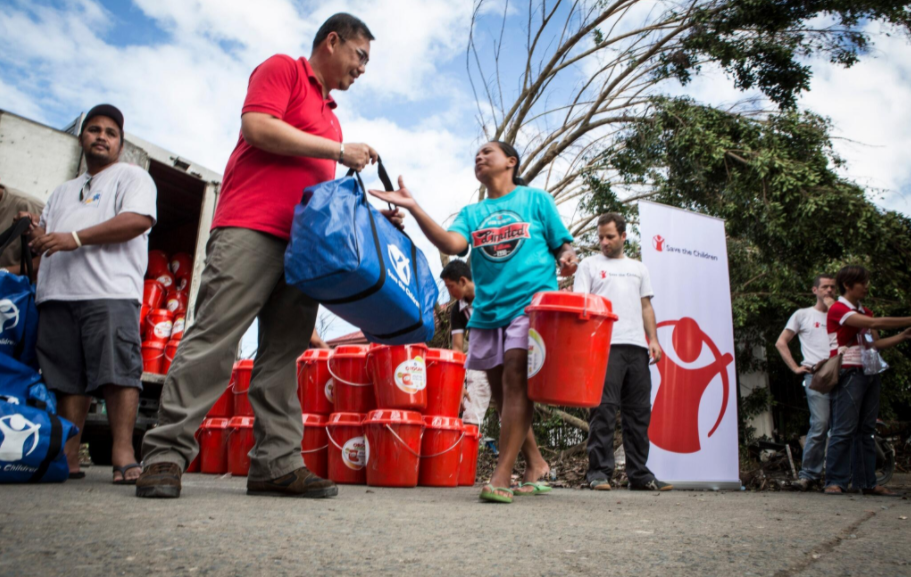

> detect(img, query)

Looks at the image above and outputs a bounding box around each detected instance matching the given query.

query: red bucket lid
[141,340,167,350]
[425,349,466,364]
[144,279,164,290]
[149,308,174,319]
[327,412,365,427]
[302,413,328,427]
[233,359,254,370]
[462,424,481,438]
[422,415,463,431]
[525,291,618,319]
[201,417,230,429]
[228,416,254,428]
[331,345,369,359]
[366,343,428,357]
[365,410,424,427]
[298,348,331,362]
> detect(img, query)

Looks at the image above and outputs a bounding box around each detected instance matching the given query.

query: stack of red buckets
[187,360,256,477]
[299,344,481,488]
[140,250,192,374]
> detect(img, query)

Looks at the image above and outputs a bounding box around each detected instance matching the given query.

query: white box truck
[0,108,221,464]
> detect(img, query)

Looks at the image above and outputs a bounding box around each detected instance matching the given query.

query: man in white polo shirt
[17,104,157,484]
[775,274,836,490]
[574,213,671,491]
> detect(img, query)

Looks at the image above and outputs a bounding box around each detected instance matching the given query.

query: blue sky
[2,0,910,347]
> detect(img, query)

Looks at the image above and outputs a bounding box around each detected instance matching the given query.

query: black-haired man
[17,104,157,483]
[775,274,836,490]
[139,13,402,499]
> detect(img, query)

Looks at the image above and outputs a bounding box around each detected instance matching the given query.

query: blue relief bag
[0,218,39,368]
[0,399,77,483]
[284,162,438,344]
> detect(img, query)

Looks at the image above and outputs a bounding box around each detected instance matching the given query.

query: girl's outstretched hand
[369,176,418,211]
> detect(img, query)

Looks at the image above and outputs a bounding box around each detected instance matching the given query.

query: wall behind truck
[0,110,82,202]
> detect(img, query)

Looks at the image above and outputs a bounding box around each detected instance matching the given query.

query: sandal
[513,481,552,496]
[480,484,513,504]
[113,463,142,485]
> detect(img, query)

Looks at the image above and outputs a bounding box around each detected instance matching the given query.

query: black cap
[80,104,124,137]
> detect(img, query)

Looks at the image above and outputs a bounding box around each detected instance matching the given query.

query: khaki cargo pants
[142,227,317,482]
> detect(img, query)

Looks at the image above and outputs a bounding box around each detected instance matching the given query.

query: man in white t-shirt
[775,274,836,489]
[574,213,671,491]
[17,105,157,484]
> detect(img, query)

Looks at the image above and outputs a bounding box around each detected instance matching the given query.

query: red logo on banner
[648,317,734,454]
[652,235,665,251]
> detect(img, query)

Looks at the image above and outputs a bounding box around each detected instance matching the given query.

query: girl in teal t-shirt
[369,141,577,504]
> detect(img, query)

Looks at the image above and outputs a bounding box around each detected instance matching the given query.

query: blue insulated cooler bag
[0,399,77,483]
[285,162,438,344]
[0,218,39,368]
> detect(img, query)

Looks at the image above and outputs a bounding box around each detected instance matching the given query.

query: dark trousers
[825,368,880,490]
[586,345,656,485]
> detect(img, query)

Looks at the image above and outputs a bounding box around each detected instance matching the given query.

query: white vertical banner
[639,201,741,489]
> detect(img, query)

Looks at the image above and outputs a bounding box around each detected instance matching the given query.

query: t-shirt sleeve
[242,55,301,119]
[448,208,472,257]
[830,303,856,326]
[573,259,592,293]
[538,191,573,250]
[449,303,467,334]
[117,167,158,225]
[784,310,801,333]
[639,262,655,299]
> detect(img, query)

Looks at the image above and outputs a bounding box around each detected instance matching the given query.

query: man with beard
[16,104,157,483]
[573,213,672,491]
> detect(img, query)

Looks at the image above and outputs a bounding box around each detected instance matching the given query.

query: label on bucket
[172,318,185,334]
[324,378,334,403]
[527,329,546,378]
[394,357,426,394]
[166,298,180,312]
[157,274,173,288]
[153,321,173,340]
[342,436,366,470]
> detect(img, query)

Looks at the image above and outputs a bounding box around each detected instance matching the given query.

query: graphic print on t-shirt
[471,211,530,261]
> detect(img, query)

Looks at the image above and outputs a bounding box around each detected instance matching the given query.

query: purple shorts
[466,315,529,371]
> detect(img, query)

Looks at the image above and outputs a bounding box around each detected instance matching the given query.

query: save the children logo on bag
[342,436,366,470]
[0,299,20,333]
[387,244,412,285]
[527,329,546,378]
[648,317,734,454]
[394,357,426,394]
[0,414,41,463]
[472,211,531,262]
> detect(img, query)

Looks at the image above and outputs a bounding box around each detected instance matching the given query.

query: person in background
[824,266,911,496]
[775,274,836,490]
[138,13,402,499]
[574,213,672,491]
[17,104,157,484]
[370,141,576,503]
[0,182,43,275]
[310,328,330,349]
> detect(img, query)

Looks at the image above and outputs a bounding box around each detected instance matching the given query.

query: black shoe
[247,467,338,498]
[630,479,673,491]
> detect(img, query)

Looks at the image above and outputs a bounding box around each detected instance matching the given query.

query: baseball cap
[80,104,124,138]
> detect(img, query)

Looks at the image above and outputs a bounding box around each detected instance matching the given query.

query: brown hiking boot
[135,462,182,499]
[247,467,338,498]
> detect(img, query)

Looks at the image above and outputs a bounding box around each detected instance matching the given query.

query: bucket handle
[327,359,373,387]
[144,351,165,360]
[325,429,346,451]
[581,296,590,320]
[301,444,329,454]
[420,431,464,459]
[383,424,423,459]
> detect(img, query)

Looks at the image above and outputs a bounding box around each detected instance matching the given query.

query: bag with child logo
[0,218,39,368]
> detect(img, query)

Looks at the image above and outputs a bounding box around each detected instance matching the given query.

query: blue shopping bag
[0,218,39,368]
[285,161,438,344]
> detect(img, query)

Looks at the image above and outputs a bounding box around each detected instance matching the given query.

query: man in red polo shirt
[824,265,911,496]
[138,13,399,499]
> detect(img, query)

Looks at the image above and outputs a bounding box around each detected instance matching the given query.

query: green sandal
[480,484,514,503]
[513,481,552,496]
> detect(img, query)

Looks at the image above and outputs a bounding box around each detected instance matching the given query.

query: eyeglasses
[339,36,370,67]
[79,176,93,202]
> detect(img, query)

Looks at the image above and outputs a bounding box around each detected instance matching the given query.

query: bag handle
[346,158,395,193]
[0,218,34,282]
[28,413,64,483]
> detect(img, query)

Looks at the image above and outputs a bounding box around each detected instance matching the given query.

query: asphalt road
[1,470,909,577]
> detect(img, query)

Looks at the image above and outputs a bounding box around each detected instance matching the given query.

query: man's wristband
[338,142,345,162]
[72,231,82,248]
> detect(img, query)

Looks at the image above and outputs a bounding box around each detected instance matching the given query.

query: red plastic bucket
[186,429,201,473]
[155,271,176,290]
[144,309,173,345]
[171,315,186,340]
[147,250,170,279]
[162,337,180,373]
[165,290,187,315]
[329,345,376,414]
[418,415,463,487]
[458,424,481,486]
[140,304,150,334]
[232,360,254,417]
[227,416,255,476]
[364,409,424,488]
[326,413,366,485]
[367,344,428,411]
[207,380,233,419]
[526,292,618,408]
[141,340,166,374]
[199,417,230,474]
[170,252,193,279]
[425,349,466,417]
[301,413,329,479]
[143,279,165,309]
[297,349,333,415]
